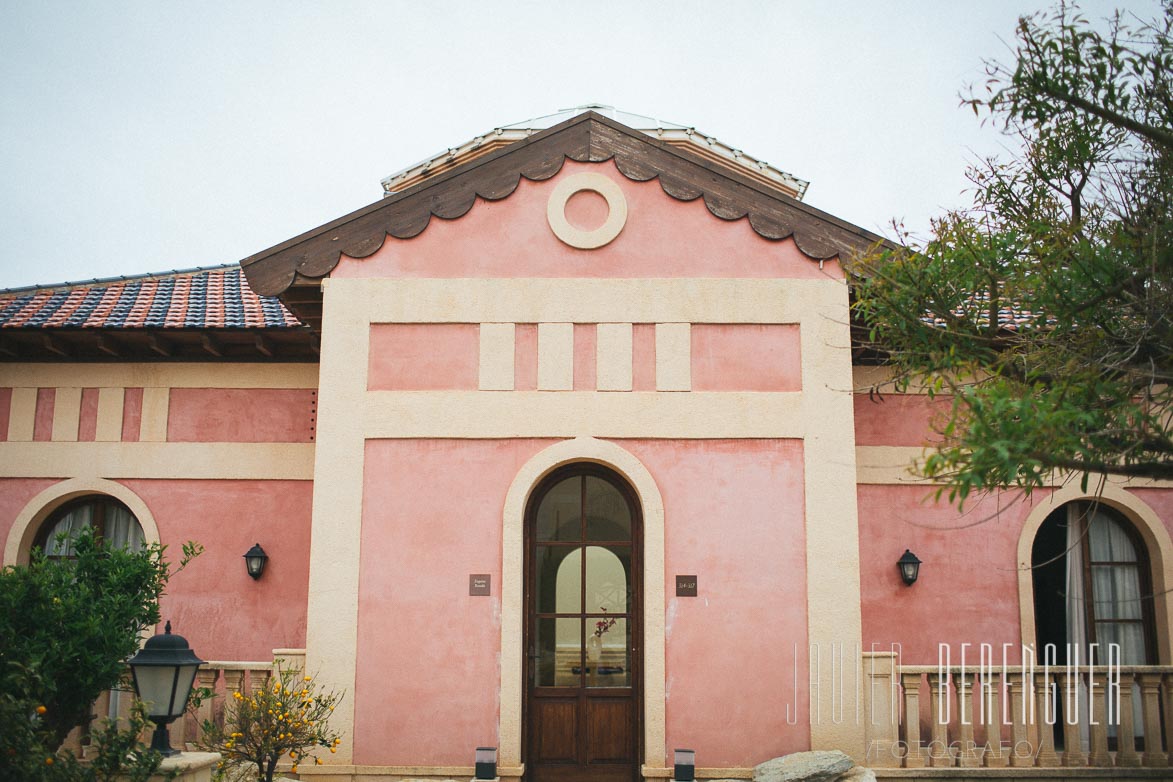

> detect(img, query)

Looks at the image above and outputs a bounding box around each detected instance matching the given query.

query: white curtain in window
[104,503,145,552]
[43,503,94,557]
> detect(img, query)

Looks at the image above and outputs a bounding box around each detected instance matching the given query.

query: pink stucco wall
[33,388,54,441]
[78,388,99,442]
[121,387,143,442]
[626,439,810,764]
[1126,489,1173,542]
[0,388,11,441]
[857,485,1048,664]
[632,325,655,391]
[333,160,841,281]
[368,323,479,391]
[355,438,555,765]
[691,324,801,392]
[353,437,808,767]
[0,477,65,549]
[573,323,596,390]
[0,477,309,661]
[515,325,538,391]
[853,394,951,447]
[167,388,316,443]
[128,479,313,661]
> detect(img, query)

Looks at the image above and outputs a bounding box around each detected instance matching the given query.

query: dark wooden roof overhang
[241,111,890,330]
[0,327,319,363]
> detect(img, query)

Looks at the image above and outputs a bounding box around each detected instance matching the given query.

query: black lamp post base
[149,721,179,757]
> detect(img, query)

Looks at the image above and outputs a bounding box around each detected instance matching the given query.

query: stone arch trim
[500,437,666,770]
[3,478,161,566]
[1016,480,1173,663]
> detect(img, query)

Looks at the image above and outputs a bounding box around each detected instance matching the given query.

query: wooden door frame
[523,463,644,781]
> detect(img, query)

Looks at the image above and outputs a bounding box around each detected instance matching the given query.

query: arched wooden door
[524,465,642,782]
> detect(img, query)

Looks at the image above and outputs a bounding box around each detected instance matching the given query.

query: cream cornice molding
[327,277,846,325]
[0,363,319,389]
[0,442,315,480]
[363,391,804,439]
[856,446,1173,489]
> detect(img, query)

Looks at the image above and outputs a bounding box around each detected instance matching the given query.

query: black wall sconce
[897,549,922,586]
[674,749,696,782]
[474,747,497,780]
[243,543,268,580]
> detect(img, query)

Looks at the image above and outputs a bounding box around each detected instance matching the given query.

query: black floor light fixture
[474,747,497,780]
[127,621,205,757]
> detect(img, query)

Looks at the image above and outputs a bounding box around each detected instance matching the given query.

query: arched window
[33,495,145,558]
[1032,501,1157,665]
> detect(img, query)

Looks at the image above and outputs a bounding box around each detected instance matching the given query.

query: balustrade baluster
[1139,673,1168,767]
[1033,670,1060,767]
[1088,669,1111,767]
[1117,672,1141,767]
[900,672,926,768]
[957,671,980,767]
[981,669,1007,767]
[1006,672,1033,767]
[1060,671,1088,766]
[927,671,955,767]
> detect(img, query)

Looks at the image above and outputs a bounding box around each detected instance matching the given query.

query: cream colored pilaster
[800,279,865,758]
[596,323,632,391]
[94,388,125,442]
[304,278,371,763]
[479,323,516,391]
[139,387,170,442]
[7,387,37,441]
[537,323,573,391]
[654,323,690,391]
[51,387,82,442]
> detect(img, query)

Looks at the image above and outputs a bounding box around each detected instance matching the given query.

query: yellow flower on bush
[35,705,47,714]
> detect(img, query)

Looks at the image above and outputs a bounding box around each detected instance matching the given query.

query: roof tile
[0,266,301,330]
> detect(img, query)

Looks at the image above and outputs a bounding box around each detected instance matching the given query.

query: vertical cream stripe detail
[95,388,125,442]
[479,323,516,391]
[537,323,574,391]
[595,324,633,391]
[799,281,866,759]
[654,323,691,391]
[303,279,370,763]
[139,387,170,442]
[51,387,82,442]
[7,388,37,442]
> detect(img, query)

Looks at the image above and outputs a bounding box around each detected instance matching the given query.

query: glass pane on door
[585,477,631,541]
[586,617,630,688]
[535,617,582,687]
[537,477,581,541]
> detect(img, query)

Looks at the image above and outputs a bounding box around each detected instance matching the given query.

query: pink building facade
[2,111,1172,781]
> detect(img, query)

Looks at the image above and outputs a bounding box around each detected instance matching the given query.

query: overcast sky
[0,1,1157,290]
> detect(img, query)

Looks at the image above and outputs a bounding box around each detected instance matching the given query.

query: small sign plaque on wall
[469,574,491,596]
[675,575,698,597]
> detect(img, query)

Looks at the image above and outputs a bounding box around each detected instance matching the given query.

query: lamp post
[127,621,204,757]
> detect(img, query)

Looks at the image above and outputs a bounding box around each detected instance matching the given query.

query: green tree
[199,664,343,782]
[0,525,201,779]
[853,1,1173,503]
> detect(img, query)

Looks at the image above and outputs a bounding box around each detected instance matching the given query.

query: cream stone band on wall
[546,172,628,249]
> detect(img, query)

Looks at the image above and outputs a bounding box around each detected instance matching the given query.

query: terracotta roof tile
[0,266,301,330]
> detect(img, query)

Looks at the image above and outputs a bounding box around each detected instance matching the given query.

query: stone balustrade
[862,656,1173,770]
